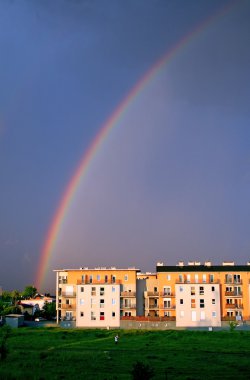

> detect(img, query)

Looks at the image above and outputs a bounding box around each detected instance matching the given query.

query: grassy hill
[0,326,250,379]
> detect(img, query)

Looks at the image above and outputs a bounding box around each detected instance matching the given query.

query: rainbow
[35,1,238,290]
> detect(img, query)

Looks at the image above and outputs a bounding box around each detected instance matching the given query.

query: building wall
[76,284,120,328]
[157,264,250,322]
[56,268,138,326]
[55,264,250,328]
[175,283,221,327]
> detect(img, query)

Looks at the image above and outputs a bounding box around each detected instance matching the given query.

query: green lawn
[0,327,250,379]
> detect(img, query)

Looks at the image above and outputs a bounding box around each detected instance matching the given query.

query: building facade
[55,261,250,328]
[55,267,139,327]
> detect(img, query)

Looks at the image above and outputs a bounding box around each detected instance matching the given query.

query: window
[100,299,105,308]
[200,311,205,320]
[80,311,84,317]
[112,286,116,292]
[164,311,171,317]
[191,287,195,296]
[212,299,215,305]
[179,286,183,292]
[195,274,199,283]
[66,299,70,305]
[89,275,93,284]
[112,311,116,318]
[200,299,205,308]
[91,287,96,296]
[79,299,84,305]
[234,274,241,284]
[124,274,128,281]
[154,287,158,293]
[187,274,191,283]
[191,299,196,308]
[112,299,116,305]
[211,286,215,292]
[100,312,105,320]
[81,275,85,283]
[80,287,84,293]
[209,274,214,283]
[91,298,96,307]
[112,276,116,283]
[164,287,171,296]
[100,287,105,296]
[105,275,108,283]
[212,311,216,318]
[180,311,184,318]
[167,275,171,281]
[164,300,171,308]
[91,311,96,320]
[180,299,184,305]
[179,275,183,283]
[199,286,204,295]
[202,274,206,283]
[97,275,100,281]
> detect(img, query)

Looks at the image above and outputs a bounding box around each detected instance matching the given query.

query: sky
[0,0,250,293]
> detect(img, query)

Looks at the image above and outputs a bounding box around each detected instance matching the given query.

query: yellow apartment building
[55,267,139,327]
[54,261,250,328]
[156,261,250,326]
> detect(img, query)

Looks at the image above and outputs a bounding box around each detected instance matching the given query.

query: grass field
[0,326,250,379]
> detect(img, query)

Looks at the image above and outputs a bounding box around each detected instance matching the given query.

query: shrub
[131,360,154,380]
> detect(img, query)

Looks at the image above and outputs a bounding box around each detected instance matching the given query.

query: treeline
[0,286,56,320]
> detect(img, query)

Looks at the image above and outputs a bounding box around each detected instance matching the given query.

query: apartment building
[55,267,139,327]
[156,261,250,326]
[55,261,250,328]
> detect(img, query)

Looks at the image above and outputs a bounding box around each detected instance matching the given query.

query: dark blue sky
[0,0,250,292]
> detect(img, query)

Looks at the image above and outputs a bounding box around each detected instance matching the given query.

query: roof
[156,265,250,273]
[54,267,141,272]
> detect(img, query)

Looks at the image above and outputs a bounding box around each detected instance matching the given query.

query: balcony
[144,291,159,297]
[225,304,243,309]
[176,280,219,284]
[224,279,242,285]
[146,304,159,310]
[61,304,76,310]
[61,292,76,298]
[77,279,122,285]
[160,292,174,297]
[120,304,136,309]
[225,291,243,297]
[120,291,136,297]
[159,304,176,310]
[58,279,68,284]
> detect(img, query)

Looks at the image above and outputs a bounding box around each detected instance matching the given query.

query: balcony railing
[224,280,242,285]
[159,304,176,310]
[77,279,121,285]
[160,292,174,297]
[176,280,219,284]
[61,304,76,310]
[225,304,243,309]
[144,291,159,297]
[61,292,76,297]
[120,304,136,309]
[120,291,136,297]
[146,305,159,310]
[58,279,68,284]
[225,291,243,297]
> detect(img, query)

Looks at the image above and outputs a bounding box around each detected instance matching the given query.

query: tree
[11,290,21,306]
[22,285,37,299]
[43,301,56,320]
[1,291,11,303]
